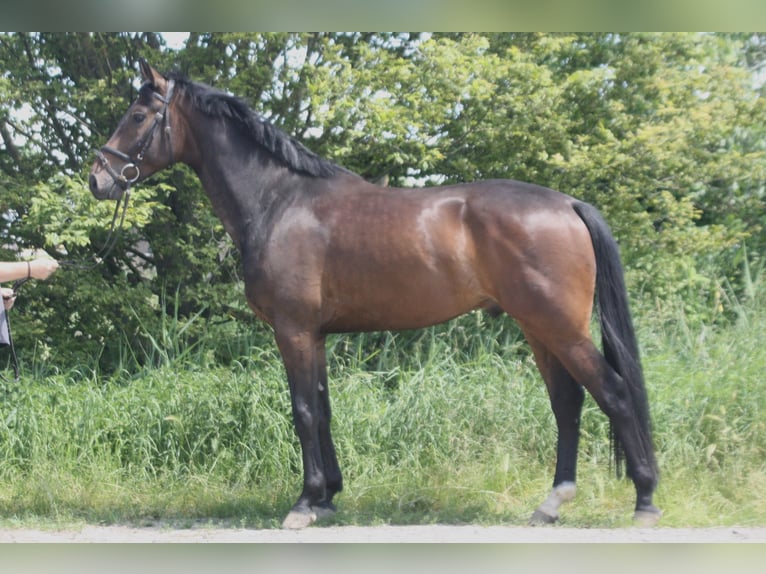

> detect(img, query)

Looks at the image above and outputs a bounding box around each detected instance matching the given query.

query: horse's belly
[320,269,488,333]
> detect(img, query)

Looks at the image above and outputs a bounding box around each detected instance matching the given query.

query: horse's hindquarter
[464,182,597,338]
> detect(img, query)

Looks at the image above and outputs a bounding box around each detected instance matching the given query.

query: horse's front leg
[316,337,343,503]
[275,327,335,529]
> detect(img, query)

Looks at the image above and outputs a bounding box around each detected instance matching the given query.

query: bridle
[76,79,177,267]
[95,79,176,192]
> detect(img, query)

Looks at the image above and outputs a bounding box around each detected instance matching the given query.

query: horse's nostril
[89,174,98,195]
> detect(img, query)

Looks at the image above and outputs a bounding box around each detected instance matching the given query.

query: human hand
[29,258,59,280]
[2,287,15,310]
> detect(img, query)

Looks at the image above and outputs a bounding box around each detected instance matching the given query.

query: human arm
[0,258,59,283]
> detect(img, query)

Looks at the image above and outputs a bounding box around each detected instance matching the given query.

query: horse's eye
[132,112,147,124]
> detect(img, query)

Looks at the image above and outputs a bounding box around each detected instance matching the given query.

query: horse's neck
[189,126,305,252]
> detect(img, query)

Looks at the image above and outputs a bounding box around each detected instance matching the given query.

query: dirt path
[1,524,765,542]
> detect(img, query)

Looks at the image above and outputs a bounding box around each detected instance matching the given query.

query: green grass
[0,293,764,529]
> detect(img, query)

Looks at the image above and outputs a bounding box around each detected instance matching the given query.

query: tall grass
[0,276,764,528]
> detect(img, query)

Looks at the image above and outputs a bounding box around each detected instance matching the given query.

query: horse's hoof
[633,507,662,527]
[282,504,336,530]
[529,482,574,525]
[528,509,558,526]
[282,509,317,530]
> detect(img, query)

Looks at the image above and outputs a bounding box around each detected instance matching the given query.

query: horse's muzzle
[89,171,124,201]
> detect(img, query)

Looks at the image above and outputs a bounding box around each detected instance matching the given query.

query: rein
[2,195,130,381]
[57,190,131,271]
[2,182,129,381]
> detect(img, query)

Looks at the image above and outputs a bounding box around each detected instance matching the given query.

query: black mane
[157,74,346,179]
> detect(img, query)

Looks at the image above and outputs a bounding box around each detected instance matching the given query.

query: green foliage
[0,32,764,368]
[27,174,164,248]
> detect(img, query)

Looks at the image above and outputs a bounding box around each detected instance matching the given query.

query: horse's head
[89,59,177,200]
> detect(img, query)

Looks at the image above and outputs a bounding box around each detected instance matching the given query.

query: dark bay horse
[89,60,660,529]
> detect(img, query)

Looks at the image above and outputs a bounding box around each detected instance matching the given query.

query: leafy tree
[1,33,764,371]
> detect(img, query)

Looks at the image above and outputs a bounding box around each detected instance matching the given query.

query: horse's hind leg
[545,336,660,524]
[525,334,584,525]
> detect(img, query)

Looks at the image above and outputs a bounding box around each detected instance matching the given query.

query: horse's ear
[139,58,166,88]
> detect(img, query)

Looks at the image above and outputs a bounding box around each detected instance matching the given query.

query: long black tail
[572,201,654,479]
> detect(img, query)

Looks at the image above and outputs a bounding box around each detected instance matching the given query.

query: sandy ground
[1,523,765,542]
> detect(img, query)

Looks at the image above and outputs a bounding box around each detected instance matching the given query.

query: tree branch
[0,119,21,164]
